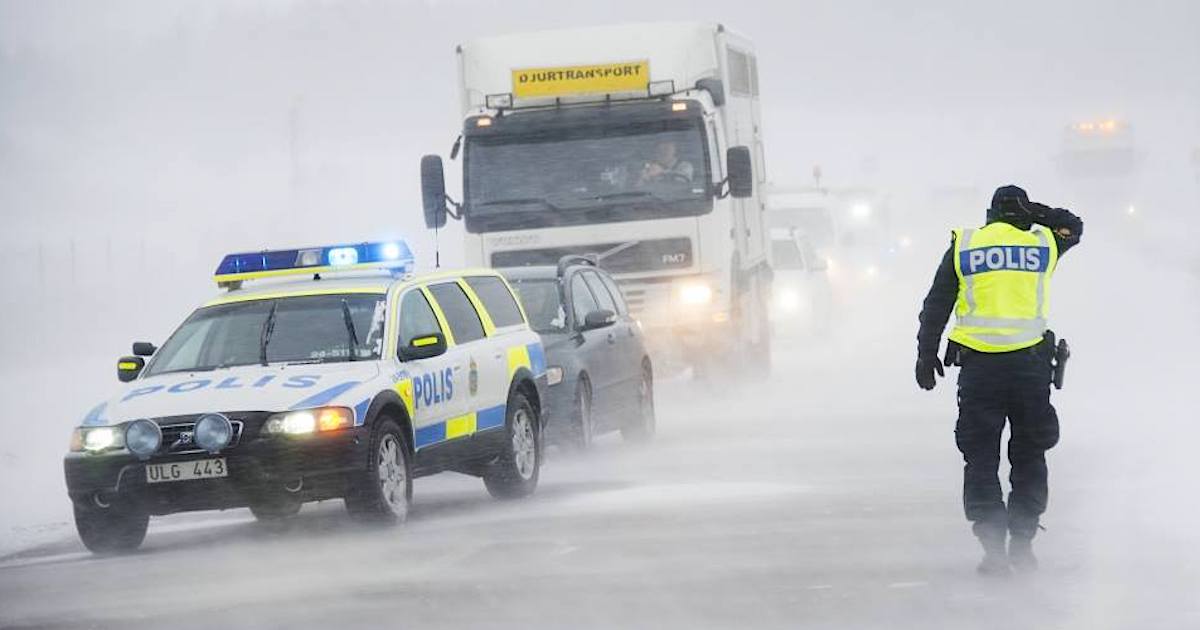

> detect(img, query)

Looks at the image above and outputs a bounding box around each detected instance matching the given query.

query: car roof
[499,264,609,282]
[203,267,504,307]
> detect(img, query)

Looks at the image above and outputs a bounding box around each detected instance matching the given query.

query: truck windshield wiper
[477,197,563,211]
[259,300,279,367]
[341,298,360,362]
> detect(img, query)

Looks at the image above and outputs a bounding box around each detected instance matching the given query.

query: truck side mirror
[726,146,754,199]
[132,342,157,356]
[421,155,449,229]
[695,78,726,108]
[118,356,145,382]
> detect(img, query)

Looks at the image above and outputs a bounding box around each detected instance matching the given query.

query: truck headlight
[194,413,234,453]
[776,288,802,314]
[264,407,353,435]
[125,419,162,459]
[546,366,564,386]
[678,282,714,306]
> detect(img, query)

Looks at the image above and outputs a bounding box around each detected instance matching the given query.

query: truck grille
[491,238,693,274]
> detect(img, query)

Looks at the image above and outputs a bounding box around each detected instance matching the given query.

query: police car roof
[204,268,506,307]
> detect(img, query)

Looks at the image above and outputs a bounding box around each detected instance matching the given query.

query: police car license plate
[145,458,227,483]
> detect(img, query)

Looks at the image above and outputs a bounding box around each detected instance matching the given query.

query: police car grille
[157,419,245,456]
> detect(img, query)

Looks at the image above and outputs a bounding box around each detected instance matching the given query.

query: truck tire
[73,500,148,554]
[622,363,656,442]
[484,389,541,499]
[345,417,411,523]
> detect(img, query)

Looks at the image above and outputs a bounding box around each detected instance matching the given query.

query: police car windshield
[464,118,712,233]
[508,279,568,334]
[145,294,387,376]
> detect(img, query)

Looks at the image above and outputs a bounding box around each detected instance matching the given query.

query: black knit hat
[987,185,1032,227]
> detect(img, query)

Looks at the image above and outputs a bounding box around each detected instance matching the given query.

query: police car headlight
[678,282,714,306]
[72,427,123,453]
[125,419,162,459]
[194,413,234,453]
[264,407,353,435]
[546,366,564,387]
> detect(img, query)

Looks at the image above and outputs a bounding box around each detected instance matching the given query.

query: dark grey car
[502,258,655,449]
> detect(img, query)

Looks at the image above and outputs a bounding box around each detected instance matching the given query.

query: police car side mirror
[581,309,617,331]
[118,356,145,382]
[421,155,449,229]
[726,146,754,199]
[132,341,156,356]
[399,332,447,362]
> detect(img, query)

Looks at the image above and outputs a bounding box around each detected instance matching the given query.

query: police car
[64,240,547,553]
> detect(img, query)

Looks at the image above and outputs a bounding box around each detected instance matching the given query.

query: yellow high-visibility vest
[948,222,1059,353]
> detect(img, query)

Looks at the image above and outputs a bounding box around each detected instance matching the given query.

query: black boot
[973,522,1011,577]
[1008,535,1038,573]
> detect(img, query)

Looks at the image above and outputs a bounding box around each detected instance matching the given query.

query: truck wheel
[345,418,411,523]
[622,363,656,442]
[484,390,541,499]
[73,501,148,554]
[565,378,594,451]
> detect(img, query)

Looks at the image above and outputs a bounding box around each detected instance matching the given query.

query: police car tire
[344,418,412,523]
[621,364,656,443]
[73,501,148,554]
[483,390,540,500]
[565,378,594,451]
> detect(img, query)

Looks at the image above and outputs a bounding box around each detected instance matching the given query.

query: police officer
[915,185,1082,575]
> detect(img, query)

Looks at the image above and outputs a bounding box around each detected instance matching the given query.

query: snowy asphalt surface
[2,324,1198,630]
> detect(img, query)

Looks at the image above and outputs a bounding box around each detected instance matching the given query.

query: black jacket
[916,207,1084,359]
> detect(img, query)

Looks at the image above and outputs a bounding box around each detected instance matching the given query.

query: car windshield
[507,279,567,334]
[771,238,806,270]
[465,118,712,232]
[144,293,387,376]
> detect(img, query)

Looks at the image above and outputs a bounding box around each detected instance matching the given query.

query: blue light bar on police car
[214,240,414,288]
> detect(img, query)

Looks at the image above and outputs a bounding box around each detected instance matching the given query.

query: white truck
[419,22,772,376]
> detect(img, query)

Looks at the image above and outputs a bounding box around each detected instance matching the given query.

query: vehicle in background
[503,257,654,450]
[1056,117,1142,218]
[420,22,772,378]
[64,241,547,553]
[767,227,832,337]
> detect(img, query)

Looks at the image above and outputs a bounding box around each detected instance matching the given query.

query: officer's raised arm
[1027,203,1083,254]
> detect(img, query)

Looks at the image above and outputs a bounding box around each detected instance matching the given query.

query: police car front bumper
[64,414,370,515]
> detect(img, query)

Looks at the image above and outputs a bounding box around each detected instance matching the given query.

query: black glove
[1023,201,1053,223]
[915,356,944,390]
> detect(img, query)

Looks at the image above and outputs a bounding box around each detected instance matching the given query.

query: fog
[1,0,1198,627]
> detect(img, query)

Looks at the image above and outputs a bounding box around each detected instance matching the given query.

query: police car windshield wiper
[259,300,279,367]
[340,298,359,362]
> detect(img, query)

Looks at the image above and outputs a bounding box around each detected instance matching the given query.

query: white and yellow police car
[64,240,547,553]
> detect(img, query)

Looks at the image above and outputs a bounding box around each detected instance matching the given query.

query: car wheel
[345,418,411,523]
[622,363,656,442]
[484,389,541,499]
[73,500,148,554]
[566,377,594,451]
[249,496,302,523]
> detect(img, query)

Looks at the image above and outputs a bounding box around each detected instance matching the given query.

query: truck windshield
[144,294,387,376]
[465,118,712,232]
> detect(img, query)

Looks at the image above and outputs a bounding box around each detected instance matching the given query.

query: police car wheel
[621,364,656,442]
[566,378,594,451]
[345,418,411,523]
[484,391,540,499]
[73,501,148,554]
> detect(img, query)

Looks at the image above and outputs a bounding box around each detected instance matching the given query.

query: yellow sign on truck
[512,61,649,98]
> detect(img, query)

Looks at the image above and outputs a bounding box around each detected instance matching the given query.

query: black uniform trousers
[955,341,1060,538]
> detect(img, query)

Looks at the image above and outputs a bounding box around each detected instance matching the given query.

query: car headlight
[71,426,125,453]
[264,407,353,435]
[194,413,234,453]
[776,288,802,313]
[125,419,162,459]
[546,366,564,386]
[678,281,714,306]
